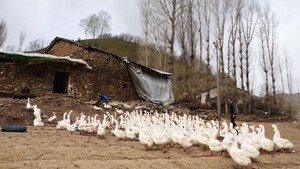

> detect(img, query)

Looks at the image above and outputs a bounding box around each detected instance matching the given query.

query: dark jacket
[229,101,236,115]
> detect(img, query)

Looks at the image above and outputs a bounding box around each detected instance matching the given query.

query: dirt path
[0,120,299,169]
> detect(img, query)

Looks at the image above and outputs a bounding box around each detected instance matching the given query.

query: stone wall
[0,58,85,97]
[45,39,139,102]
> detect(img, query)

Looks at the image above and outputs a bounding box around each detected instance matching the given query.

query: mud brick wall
[46,40,139,102]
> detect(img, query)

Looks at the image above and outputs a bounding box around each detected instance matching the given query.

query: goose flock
[26,98,294,166]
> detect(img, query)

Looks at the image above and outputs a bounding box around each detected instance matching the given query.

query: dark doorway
[53,71,69,93]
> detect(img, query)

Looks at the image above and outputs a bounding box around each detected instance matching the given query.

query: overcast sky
[0,0,299,93]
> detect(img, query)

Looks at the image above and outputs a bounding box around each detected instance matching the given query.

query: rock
[25,157,33,160]
[51,165,59,169]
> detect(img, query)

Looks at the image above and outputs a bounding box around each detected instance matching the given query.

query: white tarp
[128,63,174,104]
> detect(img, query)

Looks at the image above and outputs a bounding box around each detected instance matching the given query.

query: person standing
[228,98,237,128]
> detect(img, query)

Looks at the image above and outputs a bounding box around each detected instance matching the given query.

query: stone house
[0,37,174,103]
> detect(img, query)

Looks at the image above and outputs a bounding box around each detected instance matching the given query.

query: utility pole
[214,41,221,116]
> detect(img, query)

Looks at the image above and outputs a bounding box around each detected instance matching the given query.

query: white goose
[48,112,57,125]
[229,130,251,166]
[207,122,223,156]
[65,110,73,125]
[99,114,109,129]
[94,105,103,111]
[26,97,33,109]
[103,103,112,109]
[240,128,260,162]
[271,124,293,151]
[82,116,96,135]
[113,120,126,140]
[122,103,132,109]
[83,123,95,135]
[33,105,41,118]
[78,114,87,135]
[56,112,68,130]
[33,116,44,127]
[242,124,261,150]
[115,108,124,114]
[125,123,136,140]
[194,124,209,151]
[66,121,76,135]
[221,121,233,157]
[170,122,180,146]
[97,121,106,138]
[152,123,168,153]
[139,121,153,151]
[178,124,193,154]
[257,125,274,152]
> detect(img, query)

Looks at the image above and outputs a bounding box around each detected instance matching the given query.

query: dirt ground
[0,95,299,169]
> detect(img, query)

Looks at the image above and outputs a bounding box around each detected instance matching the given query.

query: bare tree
[186,0,198,93]
[137,0,152,66]
[258,23,271,116]
[149,16,167,70]
[238,18,244,91]
[5,45,16,52]
[229,0,243,88]
[79,10,111,39]
[213,0,230,74]
[278,51,285,94]
[18,29,26,52]
[284,50,294,119]
[213,41,221,116]
[26,38,46,51]
[241,0,259,114]
[0,19,8,47]
[152,0,181,73]
[177,0,189,93]
[187,0,197,62]
[79,19,88,41]
[203,0,212,101]
[97,10,111,39]
[237,13,248,114]
[213,0,231,114]
[225,0,242,106]
[160,22,171,71]
[259,4,279,111]
[196,0,204,100]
